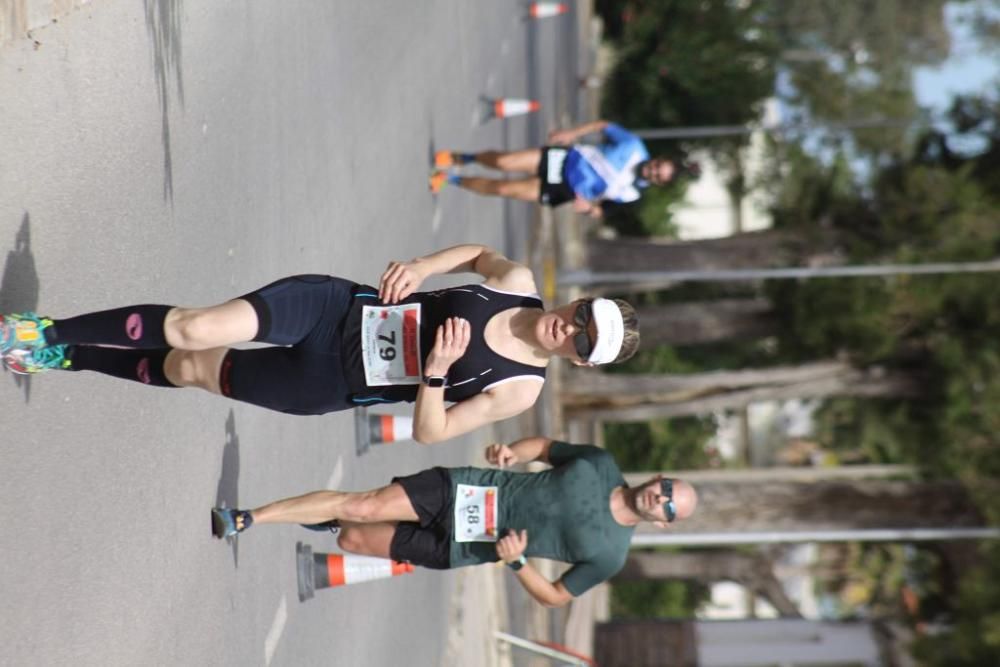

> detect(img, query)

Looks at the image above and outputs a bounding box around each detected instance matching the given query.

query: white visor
[587,298,625,365]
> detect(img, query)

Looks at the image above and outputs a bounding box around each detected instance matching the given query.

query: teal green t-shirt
[448,441,635,596]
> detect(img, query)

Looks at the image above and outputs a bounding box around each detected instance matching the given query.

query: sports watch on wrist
[507,554,527,571]
[422,374,447,388]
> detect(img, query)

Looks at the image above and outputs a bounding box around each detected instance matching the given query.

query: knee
[340,493,381,524]
[163,349,221,390]
[336,528,364,553]
[165,309,216,349]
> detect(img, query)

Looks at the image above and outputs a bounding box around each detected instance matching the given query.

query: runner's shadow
[144,0,185,204]
[214,409,242,566]
[0,213,40,402]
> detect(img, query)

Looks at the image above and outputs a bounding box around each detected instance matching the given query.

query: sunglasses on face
[660,479,677,523]
[572,301,597,360]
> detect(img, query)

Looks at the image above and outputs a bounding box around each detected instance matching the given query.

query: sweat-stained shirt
[448,441,635,596]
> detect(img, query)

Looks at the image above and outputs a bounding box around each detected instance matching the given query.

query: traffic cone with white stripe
[355,408,414,454]
[529,2,568,19]
[297,542,415,601]
[490,97,541,119]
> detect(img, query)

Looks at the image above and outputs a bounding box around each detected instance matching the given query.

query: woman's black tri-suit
[221,275,546,415]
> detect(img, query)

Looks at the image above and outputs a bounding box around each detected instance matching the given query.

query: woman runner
[0,244,639,443]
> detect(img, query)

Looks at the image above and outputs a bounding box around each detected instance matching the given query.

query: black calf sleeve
[48,305,172,348]
[68,346,176,387]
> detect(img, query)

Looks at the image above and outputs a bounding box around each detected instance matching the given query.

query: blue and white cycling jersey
[563,123,650,203]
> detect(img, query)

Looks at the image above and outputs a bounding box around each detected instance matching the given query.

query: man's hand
[571,196,596,215]
[379,260,428,303]
[547,128,577,145]
[485,443,518,468]
[423,317,470,377]
[496,529,528,564]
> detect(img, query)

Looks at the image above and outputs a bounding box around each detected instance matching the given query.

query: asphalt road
[0,2,576,665]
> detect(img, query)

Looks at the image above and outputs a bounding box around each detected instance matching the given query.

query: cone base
[296,542,316,602]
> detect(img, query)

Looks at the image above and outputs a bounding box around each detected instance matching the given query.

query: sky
[913,0,1000,111]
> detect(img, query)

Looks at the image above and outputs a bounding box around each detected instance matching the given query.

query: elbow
[411,428,443,445]
[541,596,571,609]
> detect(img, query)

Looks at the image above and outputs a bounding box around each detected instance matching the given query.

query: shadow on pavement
[214,409,242,566]
[0,213,40,402]
[144,0,185,205]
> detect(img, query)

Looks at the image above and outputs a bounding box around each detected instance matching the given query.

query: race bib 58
[454,484,498,543]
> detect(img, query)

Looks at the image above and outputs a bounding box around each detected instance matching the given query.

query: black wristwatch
[507,555,527,571]
[422,374,447,388]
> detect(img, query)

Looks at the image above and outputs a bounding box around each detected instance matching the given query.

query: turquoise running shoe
[0,312,54,355]
[3,343,72,375]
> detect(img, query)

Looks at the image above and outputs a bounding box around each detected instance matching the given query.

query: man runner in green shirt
[211,437,698,607]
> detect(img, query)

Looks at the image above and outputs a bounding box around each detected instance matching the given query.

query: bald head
[671,479,698,521]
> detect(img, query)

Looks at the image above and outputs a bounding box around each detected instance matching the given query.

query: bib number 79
[379,331,396,360]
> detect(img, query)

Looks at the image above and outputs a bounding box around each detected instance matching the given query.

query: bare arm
[547,119,610,146]
[379,245,534,303]
[484,437,555,467]
[413,381,539,444]
[496,529,574,608]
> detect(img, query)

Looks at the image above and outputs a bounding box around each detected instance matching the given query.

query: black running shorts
[389,467,454,570]
[537,146,575,207]
[219,275,358,415]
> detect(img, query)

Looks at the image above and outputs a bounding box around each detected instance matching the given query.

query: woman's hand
[485,443,518,468]
[423,317,470,377]
[379,260,428,304]
[495,529,528,564]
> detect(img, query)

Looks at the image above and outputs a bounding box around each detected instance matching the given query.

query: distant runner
[0,245,638,443]
[212,437,698,606]
[430,120,699,218]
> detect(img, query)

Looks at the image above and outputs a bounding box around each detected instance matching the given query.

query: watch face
[424,375,446,388]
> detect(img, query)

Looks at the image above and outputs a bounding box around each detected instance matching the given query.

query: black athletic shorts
[537,146,575,207]
[219,275,358,415]
[389,467,454,570]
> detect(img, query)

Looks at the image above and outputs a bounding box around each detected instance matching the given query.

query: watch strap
[507,554,527,571]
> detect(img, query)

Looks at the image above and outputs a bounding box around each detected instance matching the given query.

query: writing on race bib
[454,484,498,543]
[361,304,422,386]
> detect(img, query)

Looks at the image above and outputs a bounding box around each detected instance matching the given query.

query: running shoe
[3,344,71,375]
[211,507,253,538]
[429,169,450,194]
[0,312,54,356]
[300,519,341,534]
[434,150,460,169]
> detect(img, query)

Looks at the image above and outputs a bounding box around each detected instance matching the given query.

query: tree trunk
[637,298,778,346]
[564,364,922,420]
[587,228,845,273]
[628,478,982,535]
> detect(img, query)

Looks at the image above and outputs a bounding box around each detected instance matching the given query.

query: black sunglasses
[572,301,597,360]
[660,479,677,523]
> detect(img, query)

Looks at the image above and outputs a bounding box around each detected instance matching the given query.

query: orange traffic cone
[355,408,414,455]
[491,97,541,119]
[529,2,568,19]
[297,542,415,601]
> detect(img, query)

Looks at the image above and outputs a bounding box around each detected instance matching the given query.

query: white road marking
[430,205,443,233]
[263,595,288,666]
[326,456,344,489]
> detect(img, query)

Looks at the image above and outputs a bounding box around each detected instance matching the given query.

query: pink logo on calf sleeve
[126,313,143,341]
[136,357,151,384]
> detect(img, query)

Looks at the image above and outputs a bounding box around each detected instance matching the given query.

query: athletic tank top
[341,283,547,404]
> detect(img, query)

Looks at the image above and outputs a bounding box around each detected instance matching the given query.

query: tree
[626,477,983,535]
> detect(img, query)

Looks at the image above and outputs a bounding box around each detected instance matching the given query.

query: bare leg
[163,299,259,350]
[163,347,230,393]
[473,148,543,174]
[336,523,398,558]
[250,483,419,526]
[457,176,541,202]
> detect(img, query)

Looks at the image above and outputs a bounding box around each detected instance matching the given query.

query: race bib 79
[361,304,422,386]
